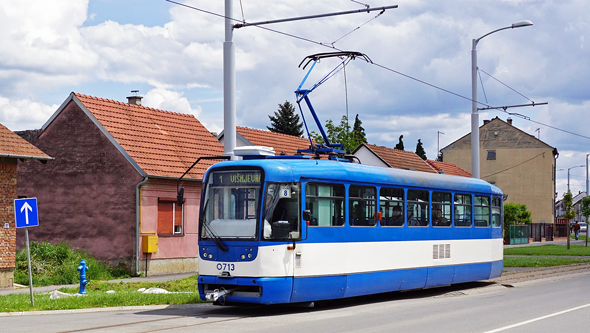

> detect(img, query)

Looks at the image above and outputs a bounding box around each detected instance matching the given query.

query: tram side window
[305,183,345,227]
[492,196,502,228]
[407,189,429,227]
[474,195,491,227]
[380,187,404,227]
[349,185,377,226]
[454,194,472,227]
[432,192,452,227]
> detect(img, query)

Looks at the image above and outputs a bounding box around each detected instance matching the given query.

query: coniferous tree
[415,139,427,160]
[267,101,304,137]
[351,114,367,149]
[394,135,404,150]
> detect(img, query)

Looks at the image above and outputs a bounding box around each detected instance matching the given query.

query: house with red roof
[352,143,437,173]
[1,122,52,288]
[17,92,224,276]
[426,160,472,177]
[217,126,314,156]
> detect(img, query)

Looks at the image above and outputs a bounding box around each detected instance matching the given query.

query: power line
[478,68,533,103]
[165,0,589,141]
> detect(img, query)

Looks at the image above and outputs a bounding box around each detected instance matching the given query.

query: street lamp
[568,165,585,192]
[471,20,533,179]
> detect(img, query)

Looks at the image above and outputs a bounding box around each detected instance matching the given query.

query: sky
[1,0,589,199]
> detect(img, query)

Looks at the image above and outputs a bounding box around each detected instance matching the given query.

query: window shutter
[158,201,174,234]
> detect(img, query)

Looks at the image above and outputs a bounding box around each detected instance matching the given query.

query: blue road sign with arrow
[14,198,39,228]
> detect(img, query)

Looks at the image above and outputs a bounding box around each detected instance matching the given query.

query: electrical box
[142,235,158,253]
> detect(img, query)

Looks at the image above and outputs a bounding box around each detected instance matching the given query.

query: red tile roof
[361,143,437,173]
[426,160,472,177]
[74,93,224,179]
[0,123,52,160]
[236,126,313,156]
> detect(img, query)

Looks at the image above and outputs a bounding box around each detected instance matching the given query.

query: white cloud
[0,96,58,131]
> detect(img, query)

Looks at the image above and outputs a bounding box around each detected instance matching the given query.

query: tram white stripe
[483,302,590,333]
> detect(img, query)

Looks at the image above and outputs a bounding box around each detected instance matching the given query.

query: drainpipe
[135,177,149,276]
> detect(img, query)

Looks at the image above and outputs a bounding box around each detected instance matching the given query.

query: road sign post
[14,198,39,306]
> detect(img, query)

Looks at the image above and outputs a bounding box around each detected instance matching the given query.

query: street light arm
[473,20,533,48]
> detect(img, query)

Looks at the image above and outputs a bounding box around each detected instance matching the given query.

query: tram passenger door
[290,183,347,303]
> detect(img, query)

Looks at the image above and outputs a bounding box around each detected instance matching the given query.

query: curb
[0,303,210,317]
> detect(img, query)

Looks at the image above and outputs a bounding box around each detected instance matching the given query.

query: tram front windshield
[201,170,261,240]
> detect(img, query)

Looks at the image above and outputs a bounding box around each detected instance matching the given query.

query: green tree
[415,139,427,160]
[310,115,368,152]
[503,202,532,240]
[351,114,367,148]
[267,101,304,137]
[394,135,404,150]
[563,190,576,249]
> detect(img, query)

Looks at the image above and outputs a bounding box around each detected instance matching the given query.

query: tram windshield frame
[200,168,263,241]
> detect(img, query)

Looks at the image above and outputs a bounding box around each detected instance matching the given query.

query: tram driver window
[475,195,491,227]
[454,194,472,227]
[349,185,377,226]
[432,192,452,227]
[407,189,429,227]
[305,183,345,227]
[380,187,404,227]
[262,183,301,240]
[492,197,502,228]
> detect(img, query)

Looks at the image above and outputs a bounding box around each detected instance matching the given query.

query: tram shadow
[135,281,496,319]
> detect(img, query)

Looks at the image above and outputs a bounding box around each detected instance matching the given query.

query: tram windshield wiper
[201,199,229,252]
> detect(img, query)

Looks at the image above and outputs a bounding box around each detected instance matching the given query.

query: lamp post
[471,20,533,178]
[568,165,585,192]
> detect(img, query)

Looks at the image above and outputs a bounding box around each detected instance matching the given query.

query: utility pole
[222,2,398,159]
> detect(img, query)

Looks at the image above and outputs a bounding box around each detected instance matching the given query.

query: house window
[158,199,183,235]
[487,150,496,160]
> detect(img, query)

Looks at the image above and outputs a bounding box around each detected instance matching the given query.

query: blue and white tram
[197,156,503,305]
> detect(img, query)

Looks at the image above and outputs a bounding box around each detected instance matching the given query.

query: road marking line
[484,302,590,333]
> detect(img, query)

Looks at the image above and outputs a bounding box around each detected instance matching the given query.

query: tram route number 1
[216,263,235,271]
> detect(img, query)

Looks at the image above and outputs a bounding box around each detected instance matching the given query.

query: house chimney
[507,117,512,125]
[483,120,490,125]
[127,90,143,106]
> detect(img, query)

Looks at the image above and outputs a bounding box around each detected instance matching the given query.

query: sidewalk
[0,272,196,296]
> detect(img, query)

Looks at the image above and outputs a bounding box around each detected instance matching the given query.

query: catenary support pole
[223,0,236,160]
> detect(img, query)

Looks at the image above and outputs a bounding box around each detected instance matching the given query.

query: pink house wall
[139,179,202,260]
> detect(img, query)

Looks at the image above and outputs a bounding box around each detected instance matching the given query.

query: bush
[14,241,131,286]
[503,202,532,238]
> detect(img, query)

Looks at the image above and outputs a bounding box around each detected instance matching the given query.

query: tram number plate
[216,263,235,271]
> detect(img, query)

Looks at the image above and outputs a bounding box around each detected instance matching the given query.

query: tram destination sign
[212,171,261,186]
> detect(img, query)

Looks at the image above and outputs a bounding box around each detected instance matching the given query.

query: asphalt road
[2,269,590,333]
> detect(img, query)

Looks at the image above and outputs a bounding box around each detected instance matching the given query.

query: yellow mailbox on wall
[142,235,158,253]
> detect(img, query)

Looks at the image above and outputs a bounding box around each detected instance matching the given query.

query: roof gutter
[135,176,149,276]
[0,153,54,161]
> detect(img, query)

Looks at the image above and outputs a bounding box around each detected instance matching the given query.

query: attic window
[487,150,496,160]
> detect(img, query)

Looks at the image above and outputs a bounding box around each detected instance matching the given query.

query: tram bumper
[198,275,293,305]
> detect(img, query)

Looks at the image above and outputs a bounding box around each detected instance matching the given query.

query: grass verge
[0,275,204,313]
[504,244,590,256]
[504,256,590,267]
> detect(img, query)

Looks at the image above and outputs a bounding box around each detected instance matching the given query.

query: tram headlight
[247,253,252,259]
[241,254,246,260]
[208,254,213,259]
[202,252,207,258]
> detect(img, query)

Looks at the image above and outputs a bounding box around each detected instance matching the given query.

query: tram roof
[210,157,502,196]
